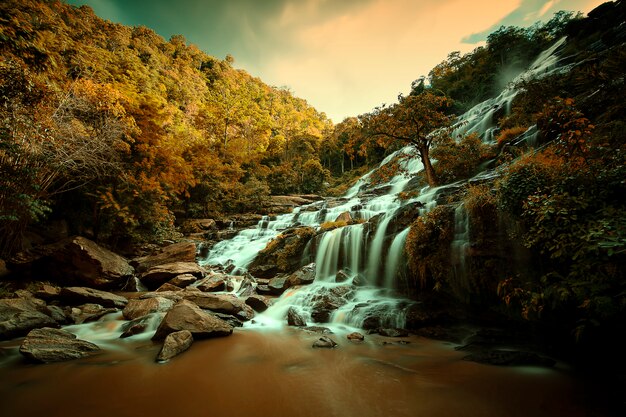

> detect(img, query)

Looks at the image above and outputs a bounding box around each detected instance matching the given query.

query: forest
[0,1,625,412]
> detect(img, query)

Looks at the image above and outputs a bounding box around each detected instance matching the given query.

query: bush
[431,133,495,183]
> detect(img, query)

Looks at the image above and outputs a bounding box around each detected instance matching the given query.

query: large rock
[153,300,233,340]
[245,295,271,313]
[156,330,194,362]
[120,313,164,338]
[19,327,100,363]
[69,303,118,324]
[334,211,352,223]
[287,307,307,327]
[309,287,350,323]
[312,336,338,348]
[8,236,134,288]
[0,298,57,340]
[195,274,227,292]
[267,275,289,295]
[248,227,316,278]
[286,263,316,287]
[141,262,206,289]
[122,297,174,320]
[60,287,128,309]
[183,293,253,320]
[169,274,197,288]
[132,242,197,273]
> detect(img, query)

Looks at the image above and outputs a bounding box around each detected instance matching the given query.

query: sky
[65,0,606,122]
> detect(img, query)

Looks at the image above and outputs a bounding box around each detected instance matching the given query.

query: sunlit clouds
[66,0,606,122]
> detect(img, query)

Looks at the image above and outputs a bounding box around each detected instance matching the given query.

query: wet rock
[267,275,289,295]
[45,305,69,324]
[123,297,175,320]
[255,284,273,295]
[140,290,184,303]
[334,211,352,223]
[248,227,316,277]
[0,298,57,340]
[304,326,333,334]
[347,332,365,342]
[169,274,197,288]
[352,273,368,287]
[156,283,183,292]
[463,350,556,367]
[286,263,316,287]
[8,236,134,289]
[378,328,409,337]
[196,274,227,292]
[120,313,163,338]
[141,262,206,289]
[132,242,197,273]
[310,288,349,323]
[212,312,244,328]
[70,303,118,324]
[312,336,338,348]
[335,269,351,283]
[180,219,216,234]
[33,284,61,300]
[153,300,233,340]
[237,277,255,297]
[60,287,128,309]
[245,295,271,313]
[183,293,247,316]
[19,327,100,363]
[287,307,307,327]
[156,330,193,362]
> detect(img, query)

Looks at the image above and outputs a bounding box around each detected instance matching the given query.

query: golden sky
[66,0,607,121]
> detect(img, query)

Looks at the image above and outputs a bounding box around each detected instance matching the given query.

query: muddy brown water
[0,329,604,417]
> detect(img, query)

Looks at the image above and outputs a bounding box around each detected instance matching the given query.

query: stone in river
[19,327,100,363]
[312,336,338,349]
[156,330,193,362]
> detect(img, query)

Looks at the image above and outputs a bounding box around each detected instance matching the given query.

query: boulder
[69,304,118,324]
[245,295,271,313]
[153,300,233,340]
[286,263,316,287]
[287,307,307,327]
[132,242,197,273]
[169,274,197,288]
[335,269,351,283]
[347,332,365,342]
[310,288,349,323]
[60,287,128,309]
[267,275,289,295]
[123,297,174,320]
[304,326,333,334]
[196,274,227,292]
[156,283,183,292]
[256,284,273,295]
[0,298,57,340]
[312,336,338,349]
[183,293,252,320]
[19,327,100,363]
[33,283,61,300]
[8,236,134,288]
[156,330,194,362]
[141,262,206,289]
[334,211,352,223]
[212,312,244,328]
[248,227,316,277]
[120,313,163,338]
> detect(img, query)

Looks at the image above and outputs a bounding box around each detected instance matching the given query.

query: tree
[361,91,454,186]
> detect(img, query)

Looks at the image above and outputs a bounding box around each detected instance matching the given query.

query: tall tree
[361,91,453,186]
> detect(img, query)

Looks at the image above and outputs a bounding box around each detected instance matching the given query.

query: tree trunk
[419,145,438,186]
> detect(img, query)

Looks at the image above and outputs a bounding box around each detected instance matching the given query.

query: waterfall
[195,36,571,331]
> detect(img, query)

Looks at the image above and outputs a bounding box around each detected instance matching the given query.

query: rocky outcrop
[334,211,352,223]
[347,332,365,342]
[156,330,193,362]
[248,227,316,278]
[19,327,100,363]
[132,242,197,273]
[0,298,57,340]
[122,297,174,320]
[309,287,351,323]
[312,336,337,348]
[69,303,118,324]
[8,236,134,288]
[195,274,227,292]
[60,287,128,309]
[153,300,233,340]
[286,263,316,287]
[141,262,206,289]
[266,195,323,213]
[245,295,271,312]
[120,313,163,338]
[287,307,307,326]
[183,293,254,320]
[168,274,197,288]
